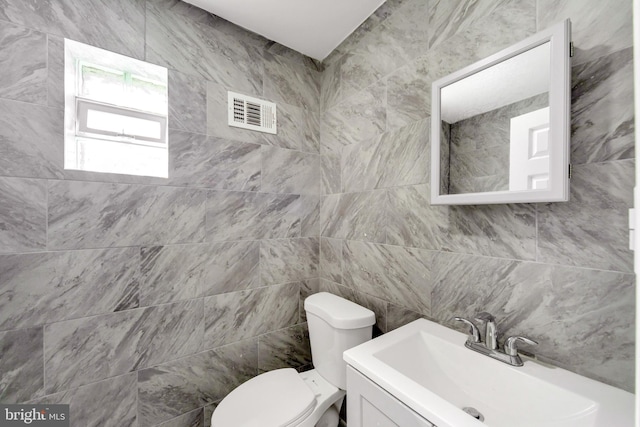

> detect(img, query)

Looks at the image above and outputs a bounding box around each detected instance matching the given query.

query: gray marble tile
[0,0,146,59]
[266,42,321,72]
[168,70,207,134]
[536,265,635,392]
[339,28,410,94]
[48,181,206,249]
[431,252,553,329]
[61,169,169,186]
[299,195,321,238]
[169,130,261,191]
[538,0,632,65]
[273,101,321,153]
[386,184,449,251]
[0,177,46,253]
[322,0,403,67]
[203,402,219,427]
[0,327,43,402]
[320,237,343,284]
[387,185,534,259]
[206,191,301,241]
[386,61,431,130]
[0,99,63,179]
[0,248,139,331]
[342,240,432,314]
[47,35,64,108]
[30,373,137,427]
[201,241,260,297]
[428,0,534,49]
[321,154,341,195]
[44,300,203,393]
[299,278,320,323]
[0,21,46,104]
[258,324,312,373]
[386,304,425,332]
[321,82,386,156]
[263,51,320,111]
[261,146,320,195]
[431,252,634,391]
[538,160,634,272]
[155,408,204,427]
[203,283,299,348]
[375,0,431,61]
[387,2,535,130]
[320,59,342,112]
[319,279,388,335]
[145,0,261,93]
[445,203,537,261]
[571,48,634,165]
[138,339,258,426]
[260,238,319,285]
[339,0,432,94]
[320,191,387,243]
[342,120,429,192]
[140,244,205,306]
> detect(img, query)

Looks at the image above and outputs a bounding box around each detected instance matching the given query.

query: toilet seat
[212,368,317,427]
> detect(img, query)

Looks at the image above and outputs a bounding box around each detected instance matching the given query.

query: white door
[508,106,550,191]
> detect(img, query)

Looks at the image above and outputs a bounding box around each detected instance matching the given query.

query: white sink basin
[343,319,634,427]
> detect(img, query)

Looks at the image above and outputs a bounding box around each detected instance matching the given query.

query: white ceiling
[183,0,387,61]
[441,42,551,123]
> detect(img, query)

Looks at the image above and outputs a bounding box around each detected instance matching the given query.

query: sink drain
[462,407,485,422]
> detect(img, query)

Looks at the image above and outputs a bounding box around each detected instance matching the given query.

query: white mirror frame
[431,19,571,205]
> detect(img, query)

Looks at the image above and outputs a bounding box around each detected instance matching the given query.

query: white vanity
[343,319,634,427]
[346,366,435,427]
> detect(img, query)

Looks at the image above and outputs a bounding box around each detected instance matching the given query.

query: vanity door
[346,366,435,427]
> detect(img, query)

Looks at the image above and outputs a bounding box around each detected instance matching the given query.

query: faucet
[453,314,538,367]
[474,312,497,350]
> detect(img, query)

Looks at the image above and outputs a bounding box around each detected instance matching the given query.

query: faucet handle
[453,317,481,343]
[504,336,538,356]
[474,312,495,323]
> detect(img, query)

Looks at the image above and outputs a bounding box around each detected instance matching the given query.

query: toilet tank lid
[304,292,375,329]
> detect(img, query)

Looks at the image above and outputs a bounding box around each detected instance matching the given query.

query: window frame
[75,97,168,146]
[63,38,169,178]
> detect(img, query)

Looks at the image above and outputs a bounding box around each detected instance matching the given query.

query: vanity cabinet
[346,366,435,427]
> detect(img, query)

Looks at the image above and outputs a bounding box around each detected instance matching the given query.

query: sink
[343,319,634,427]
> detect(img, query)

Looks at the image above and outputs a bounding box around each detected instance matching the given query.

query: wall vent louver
[228,91,277,134]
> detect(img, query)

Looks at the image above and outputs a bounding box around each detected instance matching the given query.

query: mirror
[431,19,571,205]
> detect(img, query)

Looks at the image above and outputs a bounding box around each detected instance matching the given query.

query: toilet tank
[304,292,375,390]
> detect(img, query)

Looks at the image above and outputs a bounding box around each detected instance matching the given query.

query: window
[64,39,169,178]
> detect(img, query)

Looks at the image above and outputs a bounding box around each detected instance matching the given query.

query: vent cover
[228,91,277,134]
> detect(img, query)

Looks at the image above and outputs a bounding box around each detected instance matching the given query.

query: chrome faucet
[474,312,497,350]
[454,314,538,367]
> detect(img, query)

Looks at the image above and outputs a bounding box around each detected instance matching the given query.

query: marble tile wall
[319,0,635,393]
[0,1,320,426]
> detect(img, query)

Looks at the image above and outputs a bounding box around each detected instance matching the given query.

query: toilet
[211,292,375,427]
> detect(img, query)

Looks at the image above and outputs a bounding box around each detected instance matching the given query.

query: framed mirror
[431,19,571,205]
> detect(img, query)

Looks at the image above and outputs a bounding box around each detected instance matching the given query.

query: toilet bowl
[211,292,375,427]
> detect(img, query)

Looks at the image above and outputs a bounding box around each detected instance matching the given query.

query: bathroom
[0,0,635,426]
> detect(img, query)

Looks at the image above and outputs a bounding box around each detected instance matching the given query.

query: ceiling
[183,0,387,61]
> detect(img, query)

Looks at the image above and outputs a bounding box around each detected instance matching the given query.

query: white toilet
[211,292,375,427]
